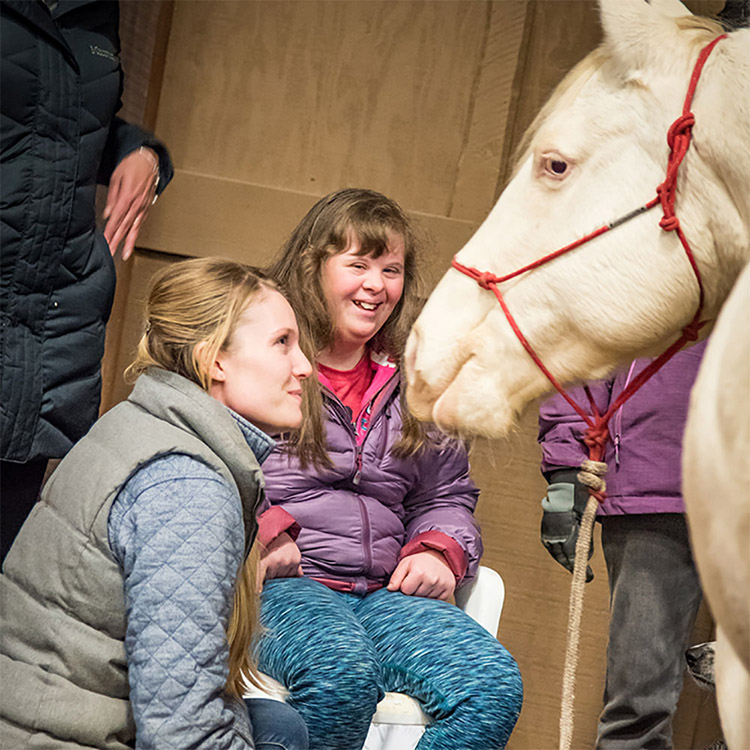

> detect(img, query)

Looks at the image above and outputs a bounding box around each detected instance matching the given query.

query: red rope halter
[452,34,726,483]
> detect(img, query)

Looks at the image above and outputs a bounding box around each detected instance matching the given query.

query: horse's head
[406,0,749,437]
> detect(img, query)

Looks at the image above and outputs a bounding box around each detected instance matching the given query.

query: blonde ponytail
[226,543,264,698]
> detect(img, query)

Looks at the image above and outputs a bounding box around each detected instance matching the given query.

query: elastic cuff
[399,530,468,582]
[257,507,300,547]
[141,139,173,195]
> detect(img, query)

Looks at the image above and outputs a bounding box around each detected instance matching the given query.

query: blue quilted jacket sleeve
[108,454,254,749]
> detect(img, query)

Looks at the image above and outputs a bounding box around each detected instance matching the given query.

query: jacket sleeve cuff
[98,117,174,192]
[257,507,300,547]
[399,530,468,582]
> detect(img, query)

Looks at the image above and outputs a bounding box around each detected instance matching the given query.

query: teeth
[355,301,377,311]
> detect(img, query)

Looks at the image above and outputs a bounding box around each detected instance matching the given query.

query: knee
[463,647,524,725]
[303,649,382,717]
[423,648,523,750]
[489,647,523,706]
[270,631,382,721]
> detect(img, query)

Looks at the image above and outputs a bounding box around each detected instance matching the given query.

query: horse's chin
[426,375,518,439]
[406,347,524,437]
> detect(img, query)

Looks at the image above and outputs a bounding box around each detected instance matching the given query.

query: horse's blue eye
[551,160,567,174]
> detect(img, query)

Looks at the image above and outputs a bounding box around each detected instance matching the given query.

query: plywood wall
[106,1,724,747]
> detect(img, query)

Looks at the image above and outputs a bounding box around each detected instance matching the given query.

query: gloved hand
[541,468,594,582]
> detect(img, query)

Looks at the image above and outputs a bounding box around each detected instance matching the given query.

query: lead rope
[450,34,726,750]
[559,462,605,750]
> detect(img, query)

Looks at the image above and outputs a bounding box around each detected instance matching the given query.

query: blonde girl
[1,258,310,750]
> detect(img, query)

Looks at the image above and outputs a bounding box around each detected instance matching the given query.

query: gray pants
[597,514,703,750]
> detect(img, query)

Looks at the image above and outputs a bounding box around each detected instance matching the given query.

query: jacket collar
[319,350,401,434]
[227,410,276,465]
[316,350,397,399]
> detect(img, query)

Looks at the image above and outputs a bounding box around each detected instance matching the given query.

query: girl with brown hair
[254,189,523,750]
[1,258,310,749]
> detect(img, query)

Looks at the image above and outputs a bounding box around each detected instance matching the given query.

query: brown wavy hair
[126,257,279,699]
[268,188,428,466]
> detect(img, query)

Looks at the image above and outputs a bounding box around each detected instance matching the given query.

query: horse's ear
[598,0,686,71]
[649,0,693,19]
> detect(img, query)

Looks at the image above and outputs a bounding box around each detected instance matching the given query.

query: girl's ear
[195,341,226,383]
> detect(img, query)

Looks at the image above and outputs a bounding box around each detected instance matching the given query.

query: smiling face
[321,233,405,362]
[208,289,312,434]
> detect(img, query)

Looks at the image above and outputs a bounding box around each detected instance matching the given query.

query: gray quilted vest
[0,369,264,748]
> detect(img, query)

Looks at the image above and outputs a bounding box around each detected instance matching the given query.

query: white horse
[405,0,749,746]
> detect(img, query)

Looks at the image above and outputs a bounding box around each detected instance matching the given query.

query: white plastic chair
[243,566,506,750]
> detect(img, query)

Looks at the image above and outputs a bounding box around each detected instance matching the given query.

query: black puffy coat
[0,0,173,462]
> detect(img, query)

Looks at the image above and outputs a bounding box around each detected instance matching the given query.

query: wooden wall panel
[478,6,605,744]
[103,1,724,747]
[449,0,527,222]
[117,0,167,126]
[156,0,487,217]
[136,0,529,273]
[136,171,479,289]
[499,0,602,189]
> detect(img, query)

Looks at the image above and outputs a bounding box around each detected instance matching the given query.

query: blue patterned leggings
[257,578,523,750]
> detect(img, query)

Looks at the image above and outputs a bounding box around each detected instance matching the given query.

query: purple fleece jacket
[538,341,707,515]
[259,360,482,595]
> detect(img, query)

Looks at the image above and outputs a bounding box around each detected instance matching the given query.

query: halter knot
[659,214,680,232]
[583,423,609,453]
[656,111,698,233]
[656,181,680,232]
[666,112,695,150]
[477,272,497,290]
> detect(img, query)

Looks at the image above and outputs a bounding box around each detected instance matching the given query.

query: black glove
[540,468,594,582]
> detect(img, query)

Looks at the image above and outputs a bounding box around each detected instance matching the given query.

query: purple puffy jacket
[258,358,482,594]
[538,341,707,515]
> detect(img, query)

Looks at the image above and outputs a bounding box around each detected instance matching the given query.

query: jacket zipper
[357,494,372,573]
[321,376,397,578]
[614,360,638,468]
[321,373,398,485]
[353,445,363,485]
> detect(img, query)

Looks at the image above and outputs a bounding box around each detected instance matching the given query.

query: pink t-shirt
[318,354,376,420]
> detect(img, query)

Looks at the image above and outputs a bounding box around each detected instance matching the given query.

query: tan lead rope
[559,461,608,750]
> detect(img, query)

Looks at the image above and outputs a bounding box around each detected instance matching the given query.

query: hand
[540,469,594,582]
[386,550,456,600]
[103,148,159,261]
[257,532,303,592]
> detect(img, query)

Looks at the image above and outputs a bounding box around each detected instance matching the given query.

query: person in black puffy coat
[0,0,173,561]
